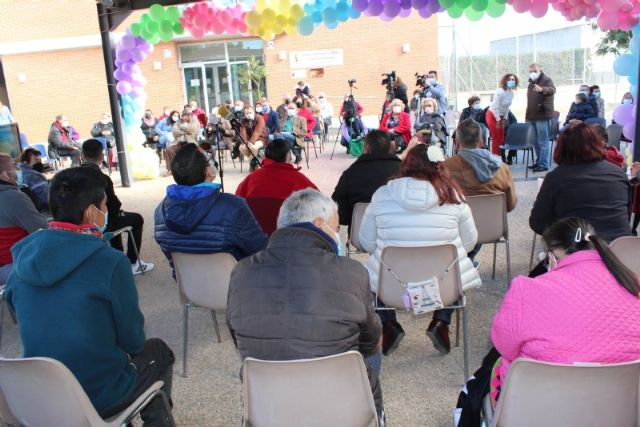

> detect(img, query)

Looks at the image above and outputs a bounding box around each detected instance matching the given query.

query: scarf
[53,121,69,143]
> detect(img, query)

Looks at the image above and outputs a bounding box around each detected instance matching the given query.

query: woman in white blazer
[359,144,481,355]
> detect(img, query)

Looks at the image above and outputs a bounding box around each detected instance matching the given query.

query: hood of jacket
[385,177,441,212]
[161,183,222,234]
[10,229,108,288]
[457,148,503,183]
[0,181,17,192]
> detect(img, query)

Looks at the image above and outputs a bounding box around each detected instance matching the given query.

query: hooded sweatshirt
[154,183,267,275]
[5,227,145,415]
[457,148,502,183]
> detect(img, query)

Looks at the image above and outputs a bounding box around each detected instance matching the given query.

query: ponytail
[589,235,639,297]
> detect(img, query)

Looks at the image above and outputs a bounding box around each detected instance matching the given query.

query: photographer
[205,107,235,152]
[419,70,447,116]
[238,105,268,171]
[379,99,411,153]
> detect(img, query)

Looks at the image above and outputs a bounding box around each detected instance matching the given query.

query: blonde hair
[390,98,405,109]
[421,98,437,111]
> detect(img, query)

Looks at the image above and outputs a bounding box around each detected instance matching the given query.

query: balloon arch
[114,1,640,180]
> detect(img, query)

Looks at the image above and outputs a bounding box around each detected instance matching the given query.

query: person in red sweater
[296,98,317,139]
[379,99,412,152]
[189,100,208,128]
[236,139,318,236]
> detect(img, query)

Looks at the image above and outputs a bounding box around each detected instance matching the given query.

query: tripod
[331,84,358,160]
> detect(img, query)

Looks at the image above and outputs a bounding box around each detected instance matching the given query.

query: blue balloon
[349,7,362,18]
[613,54,635,76]
[323,7,338,22]
[297,16,315,35]
[312,10,323,22]
[304,3,315,13]
[324,19,339,29]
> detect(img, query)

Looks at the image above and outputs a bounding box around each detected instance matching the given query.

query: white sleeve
[359,199,379,254]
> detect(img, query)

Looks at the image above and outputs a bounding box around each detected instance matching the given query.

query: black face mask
[32,162,44,173]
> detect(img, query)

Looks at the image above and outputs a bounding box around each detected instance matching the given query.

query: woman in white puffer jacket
[359,144,481,356]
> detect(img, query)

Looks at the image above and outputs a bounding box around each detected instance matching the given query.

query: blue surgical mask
[234,106,242,112]
[428,78,436,85]
[323,223,343,256]
[472,103,482,110]
[593,91,600,98]
[262,106,269,113]
[507,80,516,89]
[622,98,632,105]
[287,109,296,117]
[580,91,589,97]
[15,170,23,186]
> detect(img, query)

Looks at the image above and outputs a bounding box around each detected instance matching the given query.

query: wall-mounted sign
[290,49,343,69]
[190,79,200,87]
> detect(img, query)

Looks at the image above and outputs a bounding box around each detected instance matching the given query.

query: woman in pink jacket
[490,217,640,402]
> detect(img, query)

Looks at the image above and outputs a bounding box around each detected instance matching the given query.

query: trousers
[107,212,144,264]
[530,119,551,168]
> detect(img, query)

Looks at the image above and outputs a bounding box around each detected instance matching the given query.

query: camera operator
[418,70,447,117]
[205,107,235,152]
[238,105,268,171]
[379,99,411,153]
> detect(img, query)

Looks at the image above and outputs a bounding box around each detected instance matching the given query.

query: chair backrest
[171,252,237,309]
[492,358,640,427]
[246,197,285,237]
[550,111,560,140]
[0,357,104,427]
[607,124,624,151]
[465,193,508,243]
[609,236,640,276]
[584,117,607,128]
[349,202,369,252]
[377,244,462,309]
[312,115,323,135]
[243,351,377,427]
[30,143,52,163]
[504,123,535,148]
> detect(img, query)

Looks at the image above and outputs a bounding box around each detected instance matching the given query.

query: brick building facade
[0,0,439,145]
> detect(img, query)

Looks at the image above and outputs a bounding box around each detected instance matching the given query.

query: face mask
[234,106,242,112]
[392,106,402,113]
[575,99,582,104]
[472,103,482,110]
[32,162,44,173]
[62,121,70,127]
[428,78,436,85]
[580,91,589,97]
[15,170,23,186]
[246,114,255,121]
[507,80,516,89]
[323,223,343,256]
[171,115,179,122]
[414,95,420,100]
[529,72,540,81]
[262,106,269,113]
[319,98,325,103]
[623,98,633,105]
[593,91,600,98]
[425,107,434,114]
[287,109,296,117]
[100,119,109,125]
[91,205,108,234]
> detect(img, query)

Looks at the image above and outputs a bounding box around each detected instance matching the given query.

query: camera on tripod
[348,78,357,87]
[381,71,396,89]
[415,73,428,87]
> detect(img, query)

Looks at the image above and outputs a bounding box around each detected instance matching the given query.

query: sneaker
[132,260,154,275]
[527,164,538,170]
[532,166,549,173]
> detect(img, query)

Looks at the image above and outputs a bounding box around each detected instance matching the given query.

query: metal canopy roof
[99,0,193,31]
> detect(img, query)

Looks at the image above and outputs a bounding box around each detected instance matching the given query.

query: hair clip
[584,232,592,242]
[574,227,583,243]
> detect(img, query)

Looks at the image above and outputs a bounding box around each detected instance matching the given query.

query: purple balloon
[114,68,127,81]
[138,40,153,55]
[400,0,412,8]
[418,5,433,17]
[121,62,133,75]
[399,7,412,16]
[613,104,634,125]
[130,48,145,63]
[379,12,394,20]
[383,0,401,17]
[116,81,132,95]
[411,0,427,8]
[353,0,369,11]
[131,86,145,98]
[116,49,131,62]
[367,0,384,16]
[426,0,441,13]
[121,35,136,50]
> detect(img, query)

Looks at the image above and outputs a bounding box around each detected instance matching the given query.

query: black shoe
[426,319,450,354]
[231,149,240,159]
[382,320,405,356]
[249,157,259,172]
[532,166,549,172]
[527,164,538,170]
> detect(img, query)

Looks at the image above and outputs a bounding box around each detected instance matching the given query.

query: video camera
[348,78,357,88]
[415,73,428,87]
[381,71,396,89]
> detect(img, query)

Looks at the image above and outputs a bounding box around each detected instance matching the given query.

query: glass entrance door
[230,62,254,107]
[204,64,231,109]
[183,66,206,110]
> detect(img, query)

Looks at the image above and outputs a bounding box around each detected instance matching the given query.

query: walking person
[525,63,555,172]
[486,73,518,164]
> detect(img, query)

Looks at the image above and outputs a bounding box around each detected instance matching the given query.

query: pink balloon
[530,1,549,17]
[599,0,626,12]
[512,0,532,13]
[597,10,617,29]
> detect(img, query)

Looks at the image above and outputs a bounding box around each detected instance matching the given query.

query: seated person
[297,98,317,141]
[166,109,200,174]
[530,123,630,243]
[591,124,624,169]
[81,139,154,275]
[459,95,486,124]
[276,94,291,122]
[91,112,116,150]
[295,80,311,98]
[5,167,175,424]
[48,114,81,167]
[379,98,411,153]
[189,99,208,129]
[141,109,159,147]
[332,130,401,232]
[154,111,178,149]
[563,92,596,128]
[340,95,367,151]
[274,102,306,164]
[235,139,318,235]
[259,99,280,136]
[0,153,48,284]
[154,143,267,276]
[237,106,269,171]
[579,84,599,116]
[18,148,50,212]
[590,85,605,119]
[227,189,384,419]
[318,92,333,132]
[205,107,235,152]
[412,98,448,149]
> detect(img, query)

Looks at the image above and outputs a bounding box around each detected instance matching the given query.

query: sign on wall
[289,49,344,69]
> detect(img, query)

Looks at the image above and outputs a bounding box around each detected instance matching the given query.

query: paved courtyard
[0,142,544,426]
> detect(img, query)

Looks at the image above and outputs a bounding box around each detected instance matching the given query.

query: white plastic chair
[171,252,237,377]
[242,351,378,427]
[0,357,175,427]
[376,244,469,378]
[484,358,640,427]
[106,227,142,274]
[465,193,511,284]
[609,236,640,276]
[347,202,369,257]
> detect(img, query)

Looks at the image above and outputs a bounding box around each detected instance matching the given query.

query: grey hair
[529,63,541,69]
[277,189,336,229]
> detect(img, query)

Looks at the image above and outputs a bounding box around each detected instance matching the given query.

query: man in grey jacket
[227,189,384,419]
[0,153,48,284]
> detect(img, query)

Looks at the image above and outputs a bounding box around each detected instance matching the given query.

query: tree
[591,24,632,57]
[237,56,268,99]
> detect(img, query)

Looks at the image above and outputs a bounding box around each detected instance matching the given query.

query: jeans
[107,212,144,264]
[531,119,551,169]
[101,338,175,426]
[274,132,301,160]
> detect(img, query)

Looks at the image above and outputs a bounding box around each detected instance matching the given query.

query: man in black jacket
[81,139,154,275]
[332,130,401,231]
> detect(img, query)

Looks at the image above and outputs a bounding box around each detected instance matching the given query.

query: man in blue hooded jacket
[154,143,267,276]
[5,167,175,425]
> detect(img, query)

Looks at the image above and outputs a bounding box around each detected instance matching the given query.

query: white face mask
[530,72,540,81]
[62,120,69,127]
[287,109,296,117]
[100,118,109,125]
[392,106,402,113]
[414,95,420,100]
[428,77,436,85]
[424,107,434,114]
[246,114,255,121]
[171,115,179,122]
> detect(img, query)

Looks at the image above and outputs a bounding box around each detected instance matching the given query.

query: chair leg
[491,243,497,280]
[312,138,318,158]
[182,304,189,378]
[159,390,177,427]
[126,229,142,274]
[330,125,342,160]
[210,309,221,343]
[505,239,512,286]
[304,146,309,169]
[463,305,469,380]
[0,295,4,354]
[525,148,529,180]
[455,308,460,348]
[529,233,537,271]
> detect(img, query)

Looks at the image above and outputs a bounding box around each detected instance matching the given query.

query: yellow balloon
[289,4,304,20]
[288,16,298,26]
[245,10,261,28]
[279,0,291,14]
[262,7,276,21]
[263,29,274,40]
[276,14,288,28]
[256,0,267,12]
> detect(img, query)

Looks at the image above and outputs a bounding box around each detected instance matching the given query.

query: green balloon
[141,28,153,41]
[465,7,483,20]
[439,0,455,9]
[492,0,507,4]
[471,0,488,11]
[130,22,142,36]
[159,19,173,34]
[173,22,185,35]
[149,4,165,22]
[140,13,150,24]
[149,33,161,45]
[145,20,159,34]
[457,0,472,9]
[486,0,505,17]
[160,31,173,42]
[165,6,181,23]
[447,3,464,18]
